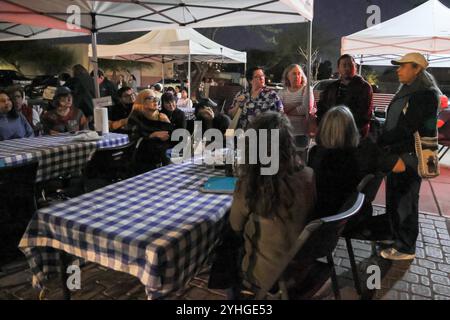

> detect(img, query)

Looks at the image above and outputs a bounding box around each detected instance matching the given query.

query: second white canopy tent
[88,28,247,97]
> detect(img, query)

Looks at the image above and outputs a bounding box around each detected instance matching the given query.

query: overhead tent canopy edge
[0,0,314,97]
[341,0,450,68]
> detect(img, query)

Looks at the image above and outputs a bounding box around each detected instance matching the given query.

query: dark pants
[386,169,422,254]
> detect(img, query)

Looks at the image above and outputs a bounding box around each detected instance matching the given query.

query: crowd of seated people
[0,51,443,298]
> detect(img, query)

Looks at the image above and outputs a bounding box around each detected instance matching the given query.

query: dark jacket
[307,139,385,220]
[378,89,439,157]
[317,75,373,137]
[66,75,95,117]
[100,78,119,105]
[160,108,187,131]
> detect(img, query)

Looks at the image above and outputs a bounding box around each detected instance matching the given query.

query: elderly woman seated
[41,87,88,135]
[127,89,173,171]
[0,90,34,141]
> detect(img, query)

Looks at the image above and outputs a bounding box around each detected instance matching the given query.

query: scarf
[385,71,438,131]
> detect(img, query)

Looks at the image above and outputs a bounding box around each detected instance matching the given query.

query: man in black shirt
[160,92,187,148]
[317,54,373,137]
[108,86,135,132]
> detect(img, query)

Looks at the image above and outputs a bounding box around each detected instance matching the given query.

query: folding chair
[239,189,366,300]
[342,173,386,296]
[82,141,136,192]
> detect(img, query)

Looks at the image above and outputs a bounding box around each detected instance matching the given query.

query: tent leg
[244,62,247,91]
[162,55,165,88]
[91,33,100,99]
[90,13,100,99]
[359,54,363,75]
[306,20,313,106]
[188,54,191,99]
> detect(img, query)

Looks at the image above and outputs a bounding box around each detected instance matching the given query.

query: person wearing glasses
[127,90,172,171]
[108,86,136,132]
[228,66,284,130]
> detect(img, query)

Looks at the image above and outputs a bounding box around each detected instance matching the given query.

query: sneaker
[380,248,415,261]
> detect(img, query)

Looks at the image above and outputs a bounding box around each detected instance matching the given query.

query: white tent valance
[341,0,450,67]
[89,28,246,64]
[0,0,314,97]
[0,0,313,41]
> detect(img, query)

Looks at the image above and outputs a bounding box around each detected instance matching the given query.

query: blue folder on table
[200,176,237,194]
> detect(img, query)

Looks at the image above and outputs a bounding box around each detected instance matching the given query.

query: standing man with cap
[378,53,440,260]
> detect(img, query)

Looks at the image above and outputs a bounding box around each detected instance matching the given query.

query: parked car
[0,69,32,89]
[25,75,59,99]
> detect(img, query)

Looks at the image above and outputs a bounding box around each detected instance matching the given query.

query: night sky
[207,0,450,62]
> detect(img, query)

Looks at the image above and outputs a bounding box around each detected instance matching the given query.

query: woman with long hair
[278,64,315,136]
[0,90,33,140]
[229,111,316,294]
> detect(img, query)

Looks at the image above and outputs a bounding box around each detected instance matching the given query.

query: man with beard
[317,54,373,137]
[108,86,136,132]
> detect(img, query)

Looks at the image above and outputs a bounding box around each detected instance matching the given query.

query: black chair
[0,160,39,263]
[342,173,386,296]
[82,141,136,192]
[238,188,366,300]
[131,137,171,175]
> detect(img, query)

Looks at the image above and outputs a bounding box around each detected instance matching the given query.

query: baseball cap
[391,53,429,69]
[53,86,72,100]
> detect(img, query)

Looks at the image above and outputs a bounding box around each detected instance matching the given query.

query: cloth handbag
[414,131,440,178]
[402,102,440,179]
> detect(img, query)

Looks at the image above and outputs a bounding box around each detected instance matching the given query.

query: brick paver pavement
[1,208,449,300]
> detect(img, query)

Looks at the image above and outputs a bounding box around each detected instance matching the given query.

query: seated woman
[307,106,388,226]
[127,91,172,171]
[0,90,34,141]
[41,87,88,135]
[229,112,316,295]
[160,92,186,132]
[7,86,41,134]
[194,98,231,136]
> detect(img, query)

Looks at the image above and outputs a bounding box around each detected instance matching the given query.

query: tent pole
[91,13,100,99]
[244,62,247,91]
[162,55,165,87]
[306,20,313,109]
[359,54,363,75]
[188,53,191,99]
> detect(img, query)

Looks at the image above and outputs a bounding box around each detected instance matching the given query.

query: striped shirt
[278,86,314,135]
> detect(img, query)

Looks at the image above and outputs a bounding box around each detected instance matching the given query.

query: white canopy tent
[0,0,314,98]
[88,28,247,96]
[341,0,450,68]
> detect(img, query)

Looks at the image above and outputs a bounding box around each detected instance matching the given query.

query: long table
[0,133,129,182]
[19,162,233,299]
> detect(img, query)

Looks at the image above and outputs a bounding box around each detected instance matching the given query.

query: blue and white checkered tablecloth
[19,162,233,299]
[0,133,129,182]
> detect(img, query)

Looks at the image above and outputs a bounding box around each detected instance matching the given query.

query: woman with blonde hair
[278,64,315,136]
[127,89,172,172]
[308,106,383,220]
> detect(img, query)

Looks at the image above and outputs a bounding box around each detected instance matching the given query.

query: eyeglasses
[144,97,159,102]
[253,75,265,80]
